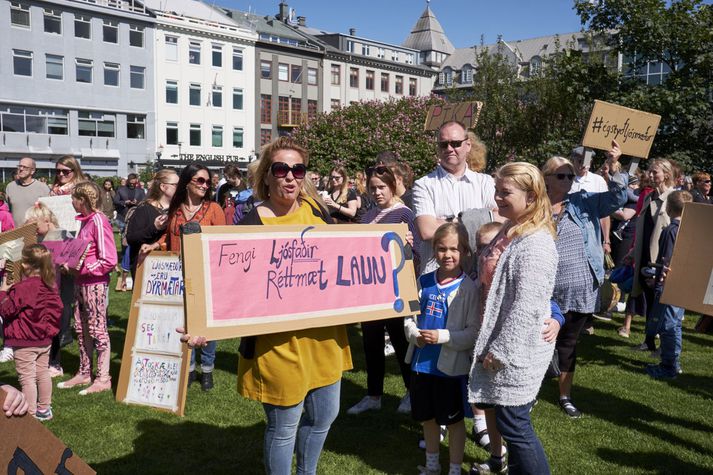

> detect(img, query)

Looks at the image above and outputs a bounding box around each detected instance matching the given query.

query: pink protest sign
[182,224,419,339]
[42,238,91,270]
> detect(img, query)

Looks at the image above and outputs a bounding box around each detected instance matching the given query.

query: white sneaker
[616,301,626,312]
[0,347,14,363]
[346,396,381,415]
[397,393,411,414]
[384,342,395,357]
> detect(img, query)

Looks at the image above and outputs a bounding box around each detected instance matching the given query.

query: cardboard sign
[0,223,38,283]
[42,238,91,269]
[582,100,661,159]
[182,224,419,340]
[0,392,95,474]
[116,252,189,415]
[425,101,482,131]
[660,203,713,314]
[38,195,80,233]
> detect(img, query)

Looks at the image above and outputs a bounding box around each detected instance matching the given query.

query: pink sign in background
[207,234,399,322]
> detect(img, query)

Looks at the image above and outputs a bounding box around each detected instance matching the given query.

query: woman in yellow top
[184,137,352,475]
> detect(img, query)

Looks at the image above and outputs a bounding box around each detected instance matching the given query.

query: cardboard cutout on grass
[181,224,419,340]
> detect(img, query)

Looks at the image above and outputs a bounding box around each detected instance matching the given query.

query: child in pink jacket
[57,181,117,395]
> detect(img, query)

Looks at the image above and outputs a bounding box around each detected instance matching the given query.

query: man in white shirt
[413,121,496,273]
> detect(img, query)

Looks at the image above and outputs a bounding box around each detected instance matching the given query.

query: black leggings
[49,275,75,367]
[556,312,590,372]
[361,317,411,396]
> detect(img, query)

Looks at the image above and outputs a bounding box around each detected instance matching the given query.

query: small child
[0,191,16,232]
[57,181,117,395]
[405,223,478,475]
[0,244,63,420]
[645,190,693,379]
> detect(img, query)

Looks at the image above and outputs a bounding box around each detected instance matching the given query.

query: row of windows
[11,50,146,88]
[259,95,318,125]
[10,2,144,47]
[439,68,474,87]
[165,123,244,148]
[165,81,243,109]
[345,41,415,65]
[260,61,318,85]
[164,36,244,71]
[344,67,417,95]
[0,104,145,138]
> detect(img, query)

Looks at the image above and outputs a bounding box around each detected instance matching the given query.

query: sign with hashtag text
[582,100,661,159]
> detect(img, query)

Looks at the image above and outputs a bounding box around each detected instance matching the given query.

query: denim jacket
[564,172,628,286]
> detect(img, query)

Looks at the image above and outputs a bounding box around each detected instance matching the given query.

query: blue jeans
[189,341,216,373]
[495,401,551,475]
[262,380,341,475]
[651,302,684,370]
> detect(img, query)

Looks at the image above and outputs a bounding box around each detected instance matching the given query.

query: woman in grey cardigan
[468,162,558,475]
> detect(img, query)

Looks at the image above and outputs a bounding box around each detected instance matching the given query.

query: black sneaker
[201,372,214,391]
[558,398,582,418]
[188,370,198,385]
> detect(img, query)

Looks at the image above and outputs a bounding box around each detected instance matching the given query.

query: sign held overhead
[425,102,482,131]
[582,100,661,159]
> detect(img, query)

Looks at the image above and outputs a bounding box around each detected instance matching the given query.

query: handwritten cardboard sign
[116,252,189,415]
[0,392,95,474]
[425,101,483,131]
[38,195,80,233]
[42,238,91,269]
[0,223,37,283]
[582,100,661,159]
[660,203,713,315]
[181,224,419,340]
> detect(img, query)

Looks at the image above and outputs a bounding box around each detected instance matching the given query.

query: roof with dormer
[402,5,454,55]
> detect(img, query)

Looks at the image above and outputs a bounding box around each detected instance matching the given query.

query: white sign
[125,352,182,411]
[140,255,184,304]
[135,304,184,355]
[38,195,79,233]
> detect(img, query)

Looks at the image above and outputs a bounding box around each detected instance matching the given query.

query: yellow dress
[237,199,353,406]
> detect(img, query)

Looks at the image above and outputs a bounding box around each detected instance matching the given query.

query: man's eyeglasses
[271,162,307,179]
[17,165,32,171]
[548,173,575,181]
[437,139,467,150]
[191,177,210,186]
[56,168,73,176]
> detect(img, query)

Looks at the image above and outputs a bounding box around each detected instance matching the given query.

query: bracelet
[603,241,610,245]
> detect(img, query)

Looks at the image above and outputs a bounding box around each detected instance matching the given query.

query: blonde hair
[72,181,102,213]
[21,244,55,288]
[498,162,556,239]
[23,202,59,228]
[147,169,178,202]
[355,171,367,195]
[252,137,311,203]
[649,158,675,188]
[53,155,86,186]
[328,166,351,204]
[541,156,576,176]
[432,222,472,270]
[466,131,487,172]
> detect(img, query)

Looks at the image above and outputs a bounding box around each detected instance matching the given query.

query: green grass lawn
[2,271,712,474]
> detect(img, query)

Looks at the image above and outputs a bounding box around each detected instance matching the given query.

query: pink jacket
[0,202,15,232]
[75,211,117,285]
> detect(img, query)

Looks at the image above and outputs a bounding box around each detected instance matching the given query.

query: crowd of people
[0,123,710,474]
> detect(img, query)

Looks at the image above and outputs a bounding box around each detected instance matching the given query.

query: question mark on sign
[381,231,406,312]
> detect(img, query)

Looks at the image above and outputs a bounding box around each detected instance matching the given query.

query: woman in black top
[125,169,178,280]
[323,166,357,223]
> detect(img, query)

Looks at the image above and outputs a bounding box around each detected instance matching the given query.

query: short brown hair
[692,171,710,184]
[666,190,693,218]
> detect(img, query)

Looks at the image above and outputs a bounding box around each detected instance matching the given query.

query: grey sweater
[468,229,558,407]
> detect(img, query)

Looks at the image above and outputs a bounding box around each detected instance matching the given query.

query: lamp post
[177,142,183,160]
[155,145,164,171]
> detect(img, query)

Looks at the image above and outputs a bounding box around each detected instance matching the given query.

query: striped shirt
[361,202,420,260]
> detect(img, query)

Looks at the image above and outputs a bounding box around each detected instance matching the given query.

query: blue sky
[219,0,586,47]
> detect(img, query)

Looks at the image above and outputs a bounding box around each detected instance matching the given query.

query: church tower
[402,2,455,69]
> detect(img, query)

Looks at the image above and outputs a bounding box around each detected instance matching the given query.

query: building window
[232,48,243,70]
[44,9,61,34]
[103,62,120,86]
[530,57,541,76]
[46,54,63,80]
[189,41,201,64]
[212,86,222,107]
[166,80,178,104]
[212,125,223,147]
[130,66,145,89]
[291,97,301,122]
[307,68,318,86]
[189,123,201,146]
[232,88,243,110]
[331,64,340,85]
[278,63,288,81]
[261,60,272,79]
[165,36,178,61]
[78,111,115,137]
[212,43,222,67]
[307,100,317,121]
[74,15,91,39]
[347,41,355,53]
[189,83,201,106]
[129,26,144,47]
[232,127,243,148]
[409,77,417,96]
[0,104,69,134]
[444,69,453,86]
[380,73,389,93]
[166,122,178,145]
[260,128,272,146]
[103,20,118,43]
[362,44,370,56]
[349,68,359,88]
[365,70,375,90]
[260,94,272,124]
[291,64,302,83]
[11,2,30,28]
[461,67,473,84]
[377,48,385,59]
[75,58,92,83]
[406,53,414,65]
[127,114,145,139]
[395,75,403,95]
[331,99,340,110]
[392,50,399,62]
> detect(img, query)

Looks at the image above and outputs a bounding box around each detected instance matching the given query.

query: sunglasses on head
[57,168,73,176]
[549,173,575,181]
[437,139,467,150]
[191,177,210,186]
[271,162,307,179]
[366,165,389,177]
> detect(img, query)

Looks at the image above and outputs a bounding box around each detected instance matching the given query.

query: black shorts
[410,372,465,426]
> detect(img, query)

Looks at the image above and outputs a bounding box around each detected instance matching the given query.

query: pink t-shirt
[477,232,511,321]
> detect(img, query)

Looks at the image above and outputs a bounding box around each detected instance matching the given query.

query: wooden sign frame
[582,99,661,159]
[181,224,419,340]
[425,101,483,131]
[116,252,190,416]
[0,223,38,283]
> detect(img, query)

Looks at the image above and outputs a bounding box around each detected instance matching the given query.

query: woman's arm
[334,192,358,218]
[612,207,637,221]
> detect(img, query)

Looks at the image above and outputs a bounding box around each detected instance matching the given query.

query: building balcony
[277,111,309,128]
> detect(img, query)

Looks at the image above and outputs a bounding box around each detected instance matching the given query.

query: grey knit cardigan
[468,229,558,407]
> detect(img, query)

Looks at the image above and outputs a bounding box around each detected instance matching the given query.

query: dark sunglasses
[56,168,73,176]
[701,180,712,184]
[191,177,210,186]
[271,162,307,179]
[549,173,575,181]
[437,139,467,150]
[366,165,389,177]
